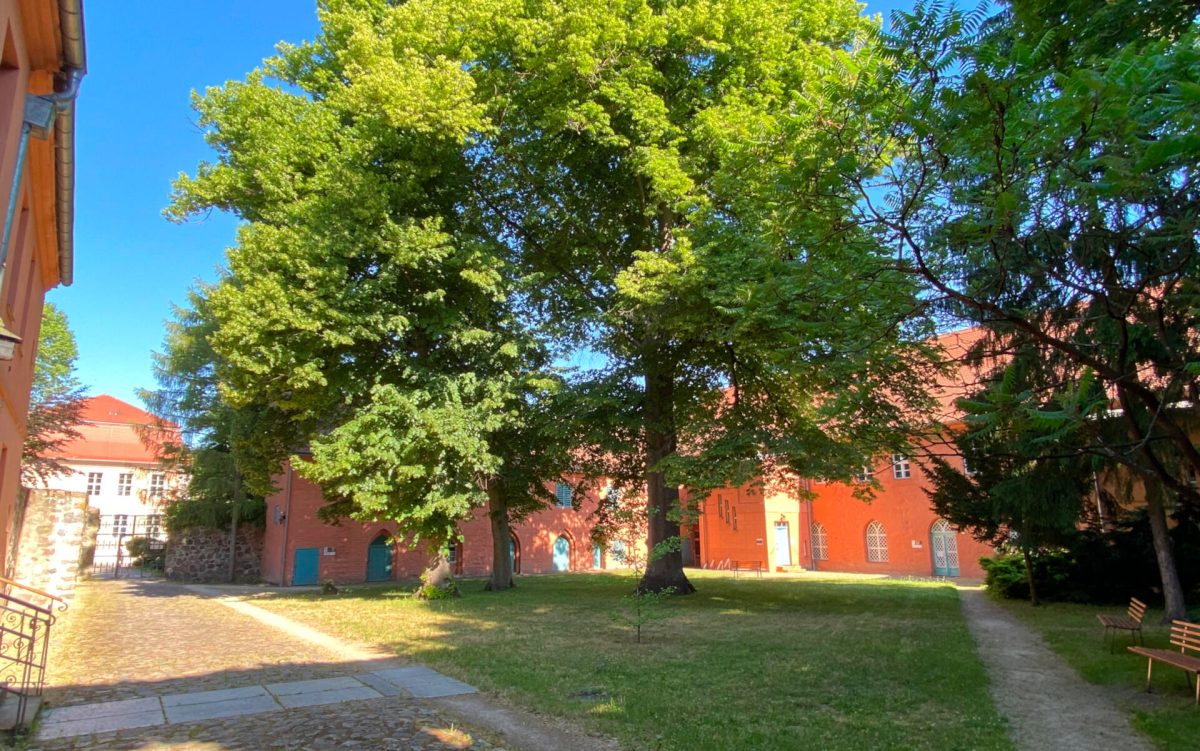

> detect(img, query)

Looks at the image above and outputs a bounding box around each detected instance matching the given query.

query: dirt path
[958,588,1154,751]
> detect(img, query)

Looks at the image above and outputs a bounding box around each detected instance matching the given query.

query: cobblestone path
[34,579,494,750]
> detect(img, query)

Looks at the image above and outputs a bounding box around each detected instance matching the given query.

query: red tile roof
[50,395,178,464]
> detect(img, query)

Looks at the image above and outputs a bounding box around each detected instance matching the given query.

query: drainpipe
[279,461,293,585]
[0,3,86,290]
[54,0,87,287]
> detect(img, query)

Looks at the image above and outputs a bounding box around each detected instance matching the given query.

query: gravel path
[958,588,1154,751]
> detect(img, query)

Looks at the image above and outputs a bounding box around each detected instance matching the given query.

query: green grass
[253,571,1010,751]
[995,598,1200,750]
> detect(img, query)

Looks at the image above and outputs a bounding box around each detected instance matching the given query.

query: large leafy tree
[174,0,939,594]
[869,1,1200,617]
[169,1,574,590]
[22,304,88,486]
[450,0,937,592]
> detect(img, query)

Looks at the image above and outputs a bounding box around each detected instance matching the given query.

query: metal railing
[0,576,66,730]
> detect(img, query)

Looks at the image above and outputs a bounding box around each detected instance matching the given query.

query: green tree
[454,0,938,592]
[22,303,87,486]
[869,1,1200,617]
[139,288,275,581]
[172,0,939,595]
[925,357,1096,604]
[168,1,574,591]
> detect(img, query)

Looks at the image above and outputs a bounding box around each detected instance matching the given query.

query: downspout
[54,0,87,287]
[279,461,293,585]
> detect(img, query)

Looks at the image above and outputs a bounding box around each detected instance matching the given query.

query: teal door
[774,522,792,566]
[931,520,960,576]
[592,543,602,569]
[553,536,570,571]
[293,547,319,586]
[366,536,392,581]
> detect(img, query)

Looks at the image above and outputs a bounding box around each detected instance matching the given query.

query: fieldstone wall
[165,526,263,582]
[11,488,89,602]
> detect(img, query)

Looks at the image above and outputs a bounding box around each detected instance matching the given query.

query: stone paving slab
[264,676,365,696]
[162,692,280,724]
[274,684,383,709]
[373,666,478,698]
[37,708,166,741]
[42,697,162,724]
[161,684,271,707]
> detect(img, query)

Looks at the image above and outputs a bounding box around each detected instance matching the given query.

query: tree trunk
[1145,489,1187,621]
[637,353,695,595]
[1021,546,1039,606]
[484,481,514,591]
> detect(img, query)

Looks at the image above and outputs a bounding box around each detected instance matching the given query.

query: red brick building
[262,463,631,586]
[265,328,998,584]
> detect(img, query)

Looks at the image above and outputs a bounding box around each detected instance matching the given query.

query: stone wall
[11,489,89,602]
[165,525,263,582]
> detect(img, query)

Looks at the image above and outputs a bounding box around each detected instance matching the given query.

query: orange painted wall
[809,451,993,578]
[262,464,623,586]
[0,0,70,575]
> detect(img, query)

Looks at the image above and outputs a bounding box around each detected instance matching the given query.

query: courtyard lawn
[997,599,1200,750]
[253,571,1010,751]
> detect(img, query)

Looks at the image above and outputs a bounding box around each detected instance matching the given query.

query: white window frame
[111,514,130,537]
[116,473,134,497]
[853,465,872,483]
[866,521,888,562]
[148,472,167,498]
[554,481,573,508]
[891,454,911,480]
[86,471,103,496]
[811,522,829,560]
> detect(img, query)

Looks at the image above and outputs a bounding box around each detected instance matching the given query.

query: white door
[774,522,791,566]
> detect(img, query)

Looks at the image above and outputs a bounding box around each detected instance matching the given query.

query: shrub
[983,510,1200,605]
[125,536,166,570]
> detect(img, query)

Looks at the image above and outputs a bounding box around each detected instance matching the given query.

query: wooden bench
[730,560,763,579]
[1129,620,1200,705]
[1098,597,1146,653]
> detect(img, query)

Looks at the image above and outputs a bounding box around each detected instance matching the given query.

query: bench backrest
[1169,620,1200,655]
[1128,598,1147,624]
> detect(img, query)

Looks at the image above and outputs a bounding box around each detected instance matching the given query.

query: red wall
[809,452,992,578]
[263,464,619,586]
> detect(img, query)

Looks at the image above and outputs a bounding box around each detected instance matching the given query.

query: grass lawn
[252,571,1010,751]
[996,599,1200,751]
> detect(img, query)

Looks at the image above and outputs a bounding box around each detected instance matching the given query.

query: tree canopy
[870,0,1200,617]
[22,304,87,487]
[170,0,942,594]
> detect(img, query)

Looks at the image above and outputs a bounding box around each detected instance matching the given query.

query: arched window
[811,522,828,561]
[553,535,571,571]
[866,521,888,562]
[509,534,521,575]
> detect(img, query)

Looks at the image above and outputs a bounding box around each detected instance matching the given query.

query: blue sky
[54,0,917,408]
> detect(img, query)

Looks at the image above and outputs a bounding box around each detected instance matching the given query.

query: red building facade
[264,329,997,584]
[262,463,630,586]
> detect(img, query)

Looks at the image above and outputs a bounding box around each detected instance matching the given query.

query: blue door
[593,543,603,569]
[366,536,392,582]
[553,536,570,571]
[293,547,319,586]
